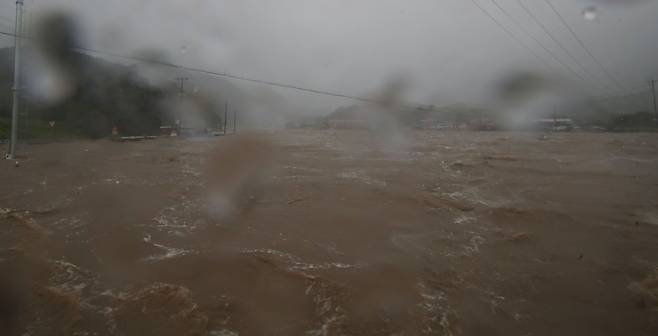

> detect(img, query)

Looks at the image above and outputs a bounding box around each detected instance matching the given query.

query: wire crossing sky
[0,0,656,113]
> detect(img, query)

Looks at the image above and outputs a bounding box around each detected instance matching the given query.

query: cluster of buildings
[287,104,575,132]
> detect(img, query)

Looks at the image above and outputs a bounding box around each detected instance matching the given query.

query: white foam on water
[182,163,202,177]
[417,282,457,336]
[291,262,356,271]
[152,214,197,235]
[463,235,485,256]
[241,249,359,272]
[209,330,239,336]
[454,214,476,225]
[143,235,194,261]
[338,170,387,187]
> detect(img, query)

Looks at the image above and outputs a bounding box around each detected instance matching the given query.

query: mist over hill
[0,47,169,138]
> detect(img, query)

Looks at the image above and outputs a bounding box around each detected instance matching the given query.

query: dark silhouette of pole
[173,77,188,133]
[224,101,228,135]
[233,110,237,134]
[175,77,189,95]
[7,0,24,160]
[650,79,657,125]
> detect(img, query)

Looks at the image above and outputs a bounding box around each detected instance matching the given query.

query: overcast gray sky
[1,0,657,118]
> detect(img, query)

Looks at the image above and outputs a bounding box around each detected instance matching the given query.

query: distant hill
[322,103,494,128]
[0,47,165,139]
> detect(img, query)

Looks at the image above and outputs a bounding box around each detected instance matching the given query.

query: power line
[493,0,643,113]
[0,27,645,112]
[515,0,614,93]
[486,0,586,84]
[542,0,629,94]
[461,0,644,110]
[78,47,382,104]
[468,0,554,72]
[485,0,607,97]
[0,30,383,106]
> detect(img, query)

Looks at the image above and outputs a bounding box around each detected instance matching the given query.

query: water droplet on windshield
[583,6,597,21]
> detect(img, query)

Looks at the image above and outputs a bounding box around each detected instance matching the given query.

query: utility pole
[650,79,657,125]
[173,77,188,134]
[175,77,189,96]
[233,110,237,134]
[21,1,31,142]
[224,102,228,135]
[7,0,24,160]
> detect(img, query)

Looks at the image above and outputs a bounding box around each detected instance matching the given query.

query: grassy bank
[0,118,88,141]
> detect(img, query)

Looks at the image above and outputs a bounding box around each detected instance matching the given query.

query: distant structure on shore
[285,104,657,132]
[536,118,575,132]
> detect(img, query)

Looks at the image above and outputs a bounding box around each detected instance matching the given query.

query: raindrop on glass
[583,6,597,21]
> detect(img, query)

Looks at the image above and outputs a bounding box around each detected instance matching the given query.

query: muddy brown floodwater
[1,130,657,336]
